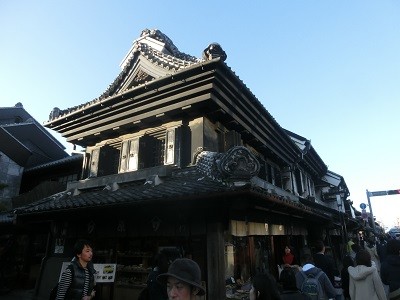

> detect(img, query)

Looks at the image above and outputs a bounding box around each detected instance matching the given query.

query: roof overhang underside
[0,127,32,166]
[44,60,311,169]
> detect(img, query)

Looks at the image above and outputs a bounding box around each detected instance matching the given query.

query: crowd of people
[343,235,400,300]
[54,235,400,300]
[245,236,400,300]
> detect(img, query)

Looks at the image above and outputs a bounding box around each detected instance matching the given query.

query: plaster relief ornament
[217,146,260,180]
[195,146,260,185]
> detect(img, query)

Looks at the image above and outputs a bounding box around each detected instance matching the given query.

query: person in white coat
[348,249,386,300]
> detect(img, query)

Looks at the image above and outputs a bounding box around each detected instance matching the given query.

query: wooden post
[206,221,226,299]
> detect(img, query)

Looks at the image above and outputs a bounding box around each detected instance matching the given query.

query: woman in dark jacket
[147,248,180,300]
[250,273,281,300]
[381,239,400,299]
[340,255,354,300]
[279,267,309,300]
[56,239,96,300]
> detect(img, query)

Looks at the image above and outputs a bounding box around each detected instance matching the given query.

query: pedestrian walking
[295,253,338,300]
[346,237,355,255]
[279,267,308,300]
[350,243,361,261]
[250,273,281,300]
[381,239,400,300]
[377,235,388,264]
[313,240,335,285]
[348,249,386,300]
[340,255,354,300]
[146,248,180,300]
[55,239,96,300]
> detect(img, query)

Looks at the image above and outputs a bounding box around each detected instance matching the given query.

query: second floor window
[118,128,177,174]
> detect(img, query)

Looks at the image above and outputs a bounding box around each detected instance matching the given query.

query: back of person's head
[301,253,314,266]
[73,239,92,257]
[386,239,400,255]
[155,252,170,273]
[355,249,372,267]
[252,273,281,300]
[156,248,181,272]
[315,240,325,253]
[279,268,297,291]
[342,255,354,270]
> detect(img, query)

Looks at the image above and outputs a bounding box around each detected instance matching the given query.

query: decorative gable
[118,68,154,93]
[46,28,230,134]
[100,29,203,98]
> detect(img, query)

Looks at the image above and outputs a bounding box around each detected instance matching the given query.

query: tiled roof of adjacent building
[24,153,83,172]
[14,166,329,222]
[13,147,329,221]
[15,167,236,215]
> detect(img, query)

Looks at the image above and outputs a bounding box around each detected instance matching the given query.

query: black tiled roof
[96,42,201,101]
[13,147,335,222]
[24,154,83,172]
[15,168,237,216]
[15,168,330,221]
[47,29,204,122]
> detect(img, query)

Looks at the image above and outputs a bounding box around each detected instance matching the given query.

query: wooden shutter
[119,141,129,173]
[164,129,175,165]
[89,148,100,177]
[127,138,139,171]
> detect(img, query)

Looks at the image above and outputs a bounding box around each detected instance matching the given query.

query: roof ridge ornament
[140,28,200,63]
[202,43,227,62]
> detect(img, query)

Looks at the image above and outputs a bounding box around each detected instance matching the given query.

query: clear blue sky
[1,1,399,229]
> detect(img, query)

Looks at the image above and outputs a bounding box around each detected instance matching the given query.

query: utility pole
[366,189,376,232]
[366,188,400,233]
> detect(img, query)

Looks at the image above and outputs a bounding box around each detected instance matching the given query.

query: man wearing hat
[157,258,206,299]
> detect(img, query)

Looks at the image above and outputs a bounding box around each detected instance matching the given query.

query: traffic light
[387,189,400,195]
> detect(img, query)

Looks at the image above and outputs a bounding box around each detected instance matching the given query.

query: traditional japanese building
[13,29,355,300]
[0,103,68,210]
